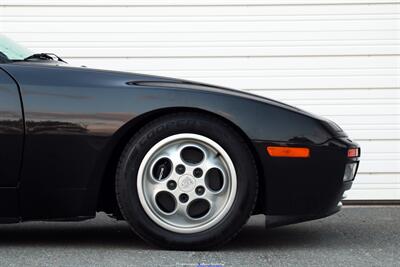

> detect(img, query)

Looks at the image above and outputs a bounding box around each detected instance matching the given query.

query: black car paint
[0,62,359,222]
[0,70,23,219]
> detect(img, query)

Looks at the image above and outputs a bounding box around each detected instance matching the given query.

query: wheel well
[96,107,265,218]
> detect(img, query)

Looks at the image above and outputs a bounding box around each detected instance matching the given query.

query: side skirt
[0,187,19,223]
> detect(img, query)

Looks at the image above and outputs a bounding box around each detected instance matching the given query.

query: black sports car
[0,35,359,250]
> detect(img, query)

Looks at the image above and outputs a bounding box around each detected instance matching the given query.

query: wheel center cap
[178,174,196,192]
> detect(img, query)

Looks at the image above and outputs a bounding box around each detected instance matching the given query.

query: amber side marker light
[266,146,310,158]
[347,148,359,158]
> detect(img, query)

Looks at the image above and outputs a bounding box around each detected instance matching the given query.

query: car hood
[11,61,325,121]
[4,61,345,137]
[126,73,325,121]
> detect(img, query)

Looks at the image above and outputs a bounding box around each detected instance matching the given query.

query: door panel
[0,68,24,187]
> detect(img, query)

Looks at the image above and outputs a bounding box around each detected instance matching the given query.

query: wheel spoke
[175,202,189,218]
[203,190,218,203]
[149,180,169,195]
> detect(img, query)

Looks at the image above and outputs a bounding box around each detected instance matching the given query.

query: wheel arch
[95,107,265,218]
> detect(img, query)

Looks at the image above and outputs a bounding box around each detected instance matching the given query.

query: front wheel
[115,113,258,250]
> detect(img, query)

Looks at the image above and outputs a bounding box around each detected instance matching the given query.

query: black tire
[115,112,258,250]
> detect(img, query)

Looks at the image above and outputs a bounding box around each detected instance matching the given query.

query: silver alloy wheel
[137,133,237,234]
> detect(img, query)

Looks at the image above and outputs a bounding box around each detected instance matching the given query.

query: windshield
[0,34,32,61]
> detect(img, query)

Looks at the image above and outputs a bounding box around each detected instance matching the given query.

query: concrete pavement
[0,206,398,267]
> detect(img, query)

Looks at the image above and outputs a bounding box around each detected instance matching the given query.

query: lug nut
[195,186,205,196]
[179,193,189,203]
[167,180,177,190]
[193,168,203,178]
[176,164,186,175]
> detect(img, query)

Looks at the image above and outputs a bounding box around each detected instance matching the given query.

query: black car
[0,35,359,250]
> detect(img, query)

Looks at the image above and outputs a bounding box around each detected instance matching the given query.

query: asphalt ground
[0,206,398,267]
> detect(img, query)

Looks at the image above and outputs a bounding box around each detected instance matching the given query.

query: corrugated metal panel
[1,0,397,5]
[1,0,399,200]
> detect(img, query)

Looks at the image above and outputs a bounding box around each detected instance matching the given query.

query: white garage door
[0,0,399,200]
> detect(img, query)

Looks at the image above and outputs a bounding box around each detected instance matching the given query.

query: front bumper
[253,137,360,216]
[265,202,342,228]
